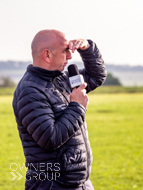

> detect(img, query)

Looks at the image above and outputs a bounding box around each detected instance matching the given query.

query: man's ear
[42,49,51,63]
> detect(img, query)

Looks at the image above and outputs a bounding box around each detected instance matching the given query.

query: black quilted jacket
[12,40,107,186]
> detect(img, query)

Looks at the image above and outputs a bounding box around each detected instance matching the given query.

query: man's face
[50,36,72,71]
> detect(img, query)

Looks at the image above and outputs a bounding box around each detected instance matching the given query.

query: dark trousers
[25,178,94,190]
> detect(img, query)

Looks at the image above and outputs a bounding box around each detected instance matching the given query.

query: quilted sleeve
[15,87,86,151]
[77,40,107,93]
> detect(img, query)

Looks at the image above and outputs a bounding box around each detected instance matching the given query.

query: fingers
[69,39,90,53]
[69,41,73,51]
[72,83,87,94]
[69,40,77,53]
[78,82,87,90]
[70,82,89,109]
[69,40,83,53]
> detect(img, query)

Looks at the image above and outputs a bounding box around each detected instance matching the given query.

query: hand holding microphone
[68,64,89,109]
[70,83,89,109]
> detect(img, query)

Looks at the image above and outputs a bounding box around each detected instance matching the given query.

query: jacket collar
[27,64,63,81]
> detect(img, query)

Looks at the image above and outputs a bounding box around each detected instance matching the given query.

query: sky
[0,0,143,66]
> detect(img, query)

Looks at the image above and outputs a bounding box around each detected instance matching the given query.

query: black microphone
[68,64,84,88]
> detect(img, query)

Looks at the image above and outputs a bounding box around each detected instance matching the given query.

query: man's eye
[63,47,70,53]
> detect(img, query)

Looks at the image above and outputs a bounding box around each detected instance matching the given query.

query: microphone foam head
[68,64,79,77]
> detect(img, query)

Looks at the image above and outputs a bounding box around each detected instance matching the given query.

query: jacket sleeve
[17,87,86,151]
[77,40,107,93]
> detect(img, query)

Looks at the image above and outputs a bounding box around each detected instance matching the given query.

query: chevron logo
[10,172,23,180]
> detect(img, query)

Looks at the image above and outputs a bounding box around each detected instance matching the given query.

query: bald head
[31,29,71,71]
[31,29,66,59]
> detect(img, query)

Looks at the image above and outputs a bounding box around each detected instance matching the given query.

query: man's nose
[66,50,72,60]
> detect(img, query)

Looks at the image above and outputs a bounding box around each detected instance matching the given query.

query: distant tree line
[0,77,16,87]
[0,72,121,87]
[103,73,121,86]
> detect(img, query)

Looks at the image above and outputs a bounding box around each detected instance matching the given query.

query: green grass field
[0,91,143,190]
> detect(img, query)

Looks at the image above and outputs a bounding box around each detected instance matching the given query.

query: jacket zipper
[80,122,90,180]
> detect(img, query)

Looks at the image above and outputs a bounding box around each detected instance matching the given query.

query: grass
[1,85,143,96]
[0,87,16,96]
[93,85,143,93]
[0,96,25,189]
[87,93,143,190]
[0,92,143,189]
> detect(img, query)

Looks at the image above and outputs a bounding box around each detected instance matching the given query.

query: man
[13,29,107,190]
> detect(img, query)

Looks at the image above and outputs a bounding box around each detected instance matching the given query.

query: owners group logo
[10,163,26,180]
[10,163,60,181]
